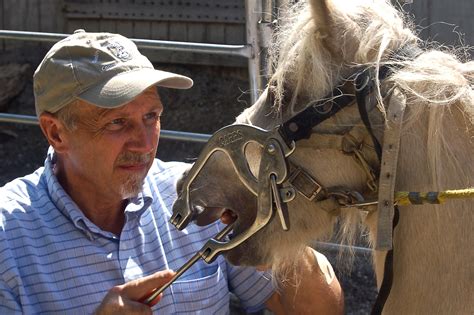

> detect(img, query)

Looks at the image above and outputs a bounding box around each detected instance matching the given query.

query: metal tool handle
[140,224,234,306]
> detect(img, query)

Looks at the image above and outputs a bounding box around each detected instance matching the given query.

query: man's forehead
[78,87,162,116]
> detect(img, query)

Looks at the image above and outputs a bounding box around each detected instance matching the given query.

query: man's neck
[55,164,127,235]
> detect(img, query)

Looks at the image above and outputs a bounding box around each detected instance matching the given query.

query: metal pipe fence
[0,30,252,57]
[0,26,260,103]
[0,26,261,129]
[0,29,239,143]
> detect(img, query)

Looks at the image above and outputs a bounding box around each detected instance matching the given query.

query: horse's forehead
[237,84,358,132]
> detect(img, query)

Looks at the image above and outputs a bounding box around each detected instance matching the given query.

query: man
[0,30,343,314]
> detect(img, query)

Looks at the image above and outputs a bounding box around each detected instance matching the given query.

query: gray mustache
[116,152,152,165]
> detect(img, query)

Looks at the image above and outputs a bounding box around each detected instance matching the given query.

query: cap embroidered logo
[107,41,132,61]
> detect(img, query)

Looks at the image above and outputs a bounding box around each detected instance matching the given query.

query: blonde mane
[242,0,473,189]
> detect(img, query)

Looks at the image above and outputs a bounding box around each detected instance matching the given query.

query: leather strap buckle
[288,167,323,201]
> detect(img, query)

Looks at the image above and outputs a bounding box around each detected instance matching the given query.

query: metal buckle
[288,167,323,201]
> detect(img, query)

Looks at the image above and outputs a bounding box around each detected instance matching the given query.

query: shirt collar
[125,181,153,217]
[44,147,154,239]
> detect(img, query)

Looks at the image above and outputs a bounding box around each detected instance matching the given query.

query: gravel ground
[0,53,377,314]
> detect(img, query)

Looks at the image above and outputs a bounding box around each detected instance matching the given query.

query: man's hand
[94,269,176,315]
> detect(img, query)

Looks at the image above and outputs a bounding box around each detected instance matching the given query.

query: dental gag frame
[142,124,296,305]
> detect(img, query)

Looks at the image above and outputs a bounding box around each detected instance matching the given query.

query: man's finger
[139,288,162,307]
[120,269,176,301]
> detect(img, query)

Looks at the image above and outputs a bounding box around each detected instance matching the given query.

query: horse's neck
[367,101,474,313]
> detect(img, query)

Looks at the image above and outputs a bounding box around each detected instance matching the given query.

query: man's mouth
[116,152,152,171]
[117,163,148,171]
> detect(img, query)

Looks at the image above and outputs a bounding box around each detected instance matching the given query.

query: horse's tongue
[220,209,237,225]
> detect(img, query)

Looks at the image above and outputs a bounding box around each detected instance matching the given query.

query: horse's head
[173,0,423,267]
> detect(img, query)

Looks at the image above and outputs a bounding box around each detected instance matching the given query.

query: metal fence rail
[0,29,243,143]
[0,30,252,57]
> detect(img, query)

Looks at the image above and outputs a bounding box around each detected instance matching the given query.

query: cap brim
[77,68,193,108]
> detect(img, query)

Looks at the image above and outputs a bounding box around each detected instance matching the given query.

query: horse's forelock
[263,0,418,115]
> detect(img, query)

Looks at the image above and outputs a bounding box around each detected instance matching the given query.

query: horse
[172,0,474,313]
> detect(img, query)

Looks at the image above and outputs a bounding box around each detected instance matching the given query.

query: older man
[0,30,343,314]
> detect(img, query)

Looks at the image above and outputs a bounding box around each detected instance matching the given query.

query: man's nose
[127,122,157,153]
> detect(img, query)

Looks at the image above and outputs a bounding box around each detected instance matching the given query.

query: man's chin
[119,176,145,199]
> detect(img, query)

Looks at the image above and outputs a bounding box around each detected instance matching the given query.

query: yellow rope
[395,188,474,206]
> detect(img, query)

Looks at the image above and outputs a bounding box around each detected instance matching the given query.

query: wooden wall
[0,0,248,66]
[61,0,247,66]
[404,0,473,57]
[0,0,472,66]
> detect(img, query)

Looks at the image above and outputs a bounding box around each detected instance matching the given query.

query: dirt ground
[0,51,377,314]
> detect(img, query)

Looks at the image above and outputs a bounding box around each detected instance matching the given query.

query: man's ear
[39,113,69,153]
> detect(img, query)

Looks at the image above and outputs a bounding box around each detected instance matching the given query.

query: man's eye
[144,112,161,123]
[106,118,126,130]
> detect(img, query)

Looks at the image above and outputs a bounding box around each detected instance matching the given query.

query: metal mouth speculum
[171,123,295,263]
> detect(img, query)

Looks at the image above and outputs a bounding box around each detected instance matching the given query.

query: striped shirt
[0,149,274,314]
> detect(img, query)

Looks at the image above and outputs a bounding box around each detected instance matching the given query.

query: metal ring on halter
[354,68,372,92]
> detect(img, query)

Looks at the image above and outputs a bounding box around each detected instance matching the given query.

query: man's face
[60,88,163,200]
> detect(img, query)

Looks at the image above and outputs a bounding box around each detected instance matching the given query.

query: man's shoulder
[1,167,46,213]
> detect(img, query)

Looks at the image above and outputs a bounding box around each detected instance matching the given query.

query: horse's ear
[309,0,332,35]
[309,0,340,58]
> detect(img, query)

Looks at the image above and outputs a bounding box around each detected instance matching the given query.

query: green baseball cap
[33,29,193,117]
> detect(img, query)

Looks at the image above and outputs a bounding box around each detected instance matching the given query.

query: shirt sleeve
[226,263,275,313]
[0,227,22,314]
[0,283,21,314]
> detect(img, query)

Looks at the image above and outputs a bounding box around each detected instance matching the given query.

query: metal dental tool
[140,223,234,306]
[141,125,296,306]
[170,124,295,264]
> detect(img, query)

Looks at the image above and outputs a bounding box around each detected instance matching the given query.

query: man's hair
[53,100,81,131]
